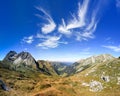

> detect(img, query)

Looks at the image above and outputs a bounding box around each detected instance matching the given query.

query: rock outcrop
[0,80,10,91]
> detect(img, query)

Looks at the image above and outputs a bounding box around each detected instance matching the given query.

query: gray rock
[3,51,17,62]
[0,80,10,91]
[89,80,103,92]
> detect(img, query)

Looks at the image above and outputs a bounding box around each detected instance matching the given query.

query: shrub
[40,84,51,89]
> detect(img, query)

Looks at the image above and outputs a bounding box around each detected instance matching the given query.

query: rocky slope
[63,54,115,76]
[69,57,120,95]
[37,60,58,75]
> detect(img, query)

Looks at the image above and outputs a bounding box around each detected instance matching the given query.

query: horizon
[0,0,120,62]
[0,50,118,62]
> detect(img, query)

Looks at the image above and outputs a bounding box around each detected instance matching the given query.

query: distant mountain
[63,54,115,76]
[50,61,69,76]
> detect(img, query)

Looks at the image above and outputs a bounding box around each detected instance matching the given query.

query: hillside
[63,54,115,76]
[0,51,120,96]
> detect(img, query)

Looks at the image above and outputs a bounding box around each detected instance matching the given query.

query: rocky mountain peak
[17,51,32,60]
[3,51,17,62]
[3,51,37,69]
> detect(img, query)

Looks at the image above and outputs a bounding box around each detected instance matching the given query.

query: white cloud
[21,1,108,49]
[58,19,72,35]
[23,35,34,44]
[116,0,120,8]
[37,35,67,49]
[58,0,89,35]
[35,7,56,34]
[75,19,97,41]
[58,0,99,41]
[103,45,120,52]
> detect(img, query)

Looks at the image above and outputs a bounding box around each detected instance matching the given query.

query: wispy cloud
[103,45,120,52]
[58,0,99,41]
[104,37,114,44]
[37,34,67,49]
[58,0,89,35]
[116,0,120,8]
[21,0,108,49]
[35,7,56,34]
[22,35,34,44]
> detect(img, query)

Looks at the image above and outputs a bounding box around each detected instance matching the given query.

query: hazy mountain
[50,61,69,76]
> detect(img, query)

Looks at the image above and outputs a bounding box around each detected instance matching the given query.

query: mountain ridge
[0,51,120,96]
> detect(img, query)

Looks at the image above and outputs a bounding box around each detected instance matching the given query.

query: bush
[40,84,51,89]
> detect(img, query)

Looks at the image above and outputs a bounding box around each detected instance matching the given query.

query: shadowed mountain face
[37,60,58,75]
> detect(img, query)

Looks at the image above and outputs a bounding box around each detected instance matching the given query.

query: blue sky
[0,0,120,62]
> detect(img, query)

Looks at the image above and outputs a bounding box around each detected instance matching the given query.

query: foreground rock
[0,80,10,91]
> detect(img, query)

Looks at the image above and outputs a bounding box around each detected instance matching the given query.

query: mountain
[63,54,115,76]
[2,51,53,75]
[73,54,115,72]
[0,51,120,96]
[50,61,69,76]
[69,57,120,94]
[3,51,37,69]
[37,60,58,75]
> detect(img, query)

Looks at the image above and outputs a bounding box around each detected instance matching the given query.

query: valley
[0,51,120,96]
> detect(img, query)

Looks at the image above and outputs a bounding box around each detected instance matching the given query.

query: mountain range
[0,51,120,96]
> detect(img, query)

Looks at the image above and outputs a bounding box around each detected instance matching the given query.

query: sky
[0,0,120,62]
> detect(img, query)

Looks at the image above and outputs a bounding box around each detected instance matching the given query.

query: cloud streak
[103,45,120,52]
[35,7,56,34]
[36,34,67,49]
[58,0,101,41]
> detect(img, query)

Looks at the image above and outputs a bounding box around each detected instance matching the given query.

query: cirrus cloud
[58,0,101,41]
[36,34,67,49]
[35,7,56,34]
[103,45,120,52]
[21,0,109,49]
